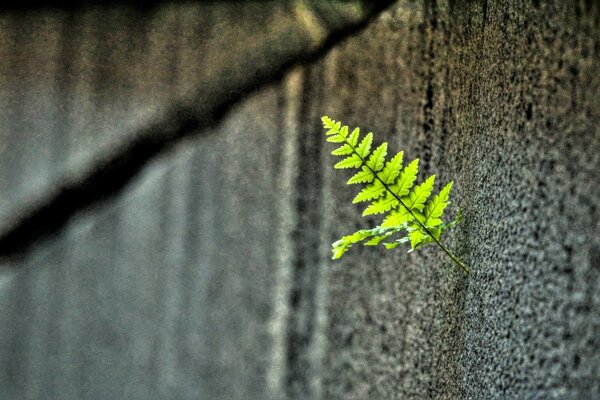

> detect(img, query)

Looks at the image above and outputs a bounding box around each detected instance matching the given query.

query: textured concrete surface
[319,1,600,398]
[0,1,599,399]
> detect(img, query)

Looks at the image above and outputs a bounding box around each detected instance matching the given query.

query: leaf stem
[342,136,470,275]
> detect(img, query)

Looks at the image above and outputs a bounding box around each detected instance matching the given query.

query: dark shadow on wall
[0,0,396,261]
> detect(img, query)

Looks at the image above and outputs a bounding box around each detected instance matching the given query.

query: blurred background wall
[0,1,598,399]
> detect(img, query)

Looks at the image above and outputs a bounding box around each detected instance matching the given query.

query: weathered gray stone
[0,80,303,399]
[1,0,599,399]
[0,1,393,255]
[319,1,600,399]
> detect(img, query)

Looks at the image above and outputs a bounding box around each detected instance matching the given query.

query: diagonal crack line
[0,1,397,261]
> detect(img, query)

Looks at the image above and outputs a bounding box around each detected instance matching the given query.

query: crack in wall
[0,0,396,261]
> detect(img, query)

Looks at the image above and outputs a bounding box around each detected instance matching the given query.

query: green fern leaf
[322,116,469,274]
[411,210,426,224]
[384,235,411,249]
[334,153,362,169]
[426,227,441,241]
[408,228,437,251]
[332,243,350,260]
[389,158,419,197]
[380,207,410,228]
[353,180,386,203]
[323,119,341,135]
[424,181,453,227]
[347,166,374,184]
[362,193,399,216]
[409,229,426,249]
[364,233,392,246]
[332,227,398,259]
[348,127,360,147]
[356,132,373,158]
[340,230,372,245]
[331,144,354,156]
[404,174,435,212]
[322,116,337,133]
[379,151,403,184]
[366,143,388,172]
[326,134,345,143]
[339,125,349,139]
[331,230,370,260]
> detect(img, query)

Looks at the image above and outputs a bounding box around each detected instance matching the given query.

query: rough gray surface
[319,1,600,399]
[0,1,393,254]
[0,1,599,399]
[0,82,300,399]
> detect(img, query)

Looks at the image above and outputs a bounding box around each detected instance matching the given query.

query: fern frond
[353,181,386,203]
[380,151,403,184]
[366,143,388,172]
[362,192,398,216]
[383,235,411,249]
[326,134,345,143]
[380,207,410,228]
[331,225,402,260]
[347,166,374,184]
[334,154,362,169]
[322,116,469,275]
[364,233,393,246]
[424,181,453,227]
[404,174,436,212]
[348,127,360,146]
[356,132,373,158]
[331,144,353,156]
[389,158,419,197]
[408,229,426,249]
[322,116,339,135]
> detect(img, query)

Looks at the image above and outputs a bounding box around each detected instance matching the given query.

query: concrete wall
[319,2,600,398]
[0,1,599,399]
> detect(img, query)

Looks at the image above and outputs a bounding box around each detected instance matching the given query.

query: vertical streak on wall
[145,4,181,107]
[0,17,10,201]
[154,169,176,395]
[420,0,438,175]
[67,8,98,161]
[4,256,31,399]
[312,47,342,400]
[53,11,76,186]
[0,12,64,383]
[4,15,25,193]
[150,7,182,397]
[266,68,303,399]
[10,13,59,400]
[284,62,326,399]
[58,213,83,400]
[174,5,211,100]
